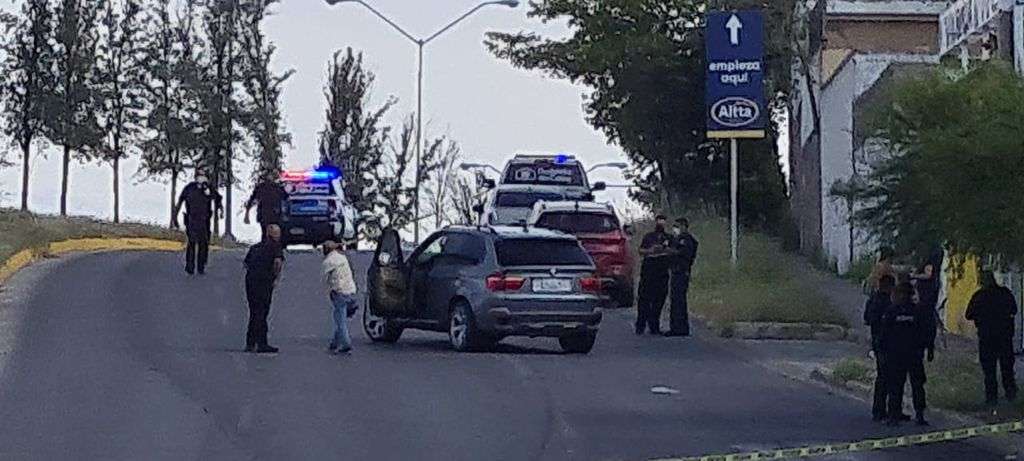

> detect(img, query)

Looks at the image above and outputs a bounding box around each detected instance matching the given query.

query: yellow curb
[0,237,196,286]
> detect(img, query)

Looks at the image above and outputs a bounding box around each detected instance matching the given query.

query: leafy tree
[46,0,103,216]
[238,0,293,181]
[318,48,394,241]
[1,0,54,212]
[486,0,787,228]
[95,0,146,223]
[139,0,205,225]
[833,62,1024,267]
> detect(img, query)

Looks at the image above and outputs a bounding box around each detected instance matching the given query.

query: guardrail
[939,0,1003,55]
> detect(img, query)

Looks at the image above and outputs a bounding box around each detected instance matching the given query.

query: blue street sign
[705,10,767,139]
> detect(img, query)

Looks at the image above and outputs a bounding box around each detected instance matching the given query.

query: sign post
[705,10,767,267]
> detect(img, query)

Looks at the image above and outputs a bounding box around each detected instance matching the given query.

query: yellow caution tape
[652,420,1024,461]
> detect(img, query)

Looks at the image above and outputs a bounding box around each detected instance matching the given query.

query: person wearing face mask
[173,172,223,275]
[665,217,698,337]
[636,214,673,335]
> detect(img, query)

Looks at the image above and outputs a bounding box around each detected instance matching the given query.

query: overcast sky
[0,0,636,242]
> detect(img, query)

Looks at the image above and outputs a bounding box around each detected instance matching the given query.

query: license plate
[532,278,572,293]
[289,228,305,235]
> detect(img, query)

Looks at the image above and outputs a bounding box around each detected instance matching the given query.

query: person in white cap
[173,171,223,275]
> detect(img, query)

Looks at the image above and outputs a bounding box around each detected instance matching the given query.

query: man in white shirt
[322,241,358,354]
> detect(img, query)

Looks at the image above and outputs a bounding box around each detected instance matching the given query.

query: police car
[279,167,357,246]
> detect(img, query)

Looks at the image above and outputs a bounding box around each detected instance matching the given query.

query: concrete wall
[819,60,858,273]
[826,19,940,54]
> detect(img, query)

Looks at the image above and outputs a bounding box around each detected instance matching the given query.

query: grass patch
[629,215,847,329]
[0,209,188,263]
[835,337,1024,421]
[842,254,874,284]
[833,357,873,384]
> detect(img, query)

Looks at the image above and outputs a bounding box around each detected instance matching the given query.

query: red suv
[529,202,635,307]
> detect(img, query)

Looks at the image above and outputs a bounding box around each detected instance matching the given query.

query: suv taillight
[580,276,602,294]
[486,273,525,292]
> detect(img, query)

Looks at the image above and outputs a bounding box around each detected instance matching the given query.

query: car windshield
[502,163,585,186]
[535,212,619,234]
[495,191,565,208]
[495,238,592,267]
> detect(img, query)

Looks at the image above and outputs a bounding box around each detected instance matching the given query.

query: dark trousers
[888,354,927,417]
[636,270,669,333]
[872,352,889,418]
[669,270,691,334]
[246,279,274,348]
[980,336,1017,402]
[185,221,211,273]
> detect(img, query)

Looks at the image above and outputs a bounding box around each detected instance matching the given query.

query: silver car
[365,225,604,353]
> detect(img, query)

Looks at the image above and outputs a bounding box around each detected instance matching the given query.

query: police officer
[665,217,698,337]
[173,173,223,275]
[244,179,288,241]
[244,224,285,353]
[636,215,672,335]
[864,275,896,421]
[966,271,1019,405]
[882,281,936,426]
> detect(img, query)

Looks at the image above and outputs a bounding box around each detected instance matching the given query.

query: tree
[2,0,54,212]
[486,1,787,227]
[46,0,102,216]
[139,0,205,225]
[375,115,417,236]
[318,48,394,241]
[450,176,484,226]
[238,0,292,182]
[95,0,146,223]
[194,0,244,237]
[833,62,1024,267]
[423,135,461,229]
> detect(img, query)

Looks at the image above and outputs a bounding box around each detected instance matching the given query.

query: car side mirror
[591,181,607,192]
[481,178,496,189]
[622,224,634,237]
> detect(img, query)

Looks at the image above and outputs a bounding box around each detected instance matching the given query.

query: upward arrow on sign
[726,14,743,45]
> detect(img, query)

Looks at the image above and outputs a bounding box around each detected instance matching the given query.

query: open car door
[368,228,409,317]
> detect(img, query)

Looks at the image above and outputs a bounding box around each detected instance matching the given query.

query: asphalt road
[0,250,1012,460]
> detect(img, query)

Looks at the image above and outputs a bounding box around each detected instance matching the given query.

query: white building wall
[819,59,858,273]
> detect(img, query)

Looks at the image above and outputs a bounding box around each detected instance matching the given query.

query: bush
[833,358,873,384]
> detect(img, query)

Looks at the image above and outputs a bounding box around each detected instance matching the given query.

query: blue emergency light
[281,166,341,182]
[555,154,570,164]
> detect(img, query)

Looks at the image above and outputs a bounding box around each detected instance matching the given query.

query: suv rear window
[495,238,592,267]
[503,163,585,186]
[496,192,564,208]
[535,212,619,234]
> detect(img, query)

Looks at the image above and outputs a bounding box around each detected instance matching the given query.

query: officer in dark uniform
[244,224,285,353]
[244,179,288,240]
[966,271,1019,405]
[864,275,896,421]
[665,217,698,337]
[173,173,222,275]
[882,281,936,426]
[636,215,672,335]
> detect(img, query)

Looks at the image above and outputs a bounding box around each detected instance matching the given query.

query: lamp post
[325,0,519,243]
[586,162,628,174]
[459,162,502,176]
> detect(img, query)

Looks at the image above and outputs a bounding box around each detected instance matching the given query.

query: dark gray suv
[365,225,604,353]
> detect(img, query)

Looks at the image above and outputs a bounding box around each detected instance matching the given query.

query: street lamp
[325,0,519,243]
[586,162,629,174]
[459,162,502,176]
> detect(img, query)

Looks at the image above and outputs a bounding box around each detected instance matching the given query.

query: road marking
[651,420,1024,460]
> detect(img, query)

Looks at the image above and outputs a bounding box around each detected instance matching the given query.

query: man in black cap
[966,271,1019,405]
[665,217,698,337]
[636,214,672,335]
[244,179,288,241]
[173,172,222,275]
[244,224,285,353]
